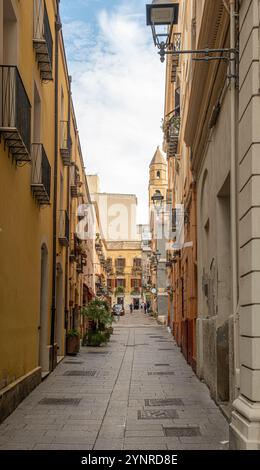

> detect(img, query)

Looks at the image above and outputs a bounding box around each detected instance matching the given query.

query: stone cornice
[184,0,230,176]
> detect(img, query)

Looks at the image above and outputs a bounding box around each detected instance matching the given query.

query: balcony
[31,143,51,205]
[166,115,181,158]
[76,255,84,274]
[70,164,80,198]
[171,33,181,83]
[60,120,71,166]
[33,0,53,81]
[0,66,31,162]
[58,210,69,246]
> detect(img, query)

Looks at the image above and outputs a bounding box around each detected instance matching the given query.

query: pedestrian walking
[144,303,147,314]
[130,304,133,314]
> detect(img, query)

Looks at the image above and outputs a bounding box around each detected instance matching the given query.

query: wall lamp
[151,190,164,212]
[146,0,238,64]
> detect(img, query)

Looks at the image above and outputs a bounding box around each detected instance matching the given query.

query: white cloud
[62,0,165,224]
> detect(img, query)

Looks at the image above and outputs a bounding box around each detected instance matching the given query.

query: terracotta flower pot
[66,335,80,355]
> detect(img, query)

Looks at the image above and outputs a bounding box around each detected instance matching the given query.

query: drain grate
[158,349,175,351]
[149,336,166,339]
[145,398,183,407]
[63,370,97,376]
[163,426,201,437]
[148,372,175,376]
[39,398,81,406]
[64,361,84,364]
[86,352,108,355]
[154,364,170,367]
[156,341,173,343]
[138,409,179,420]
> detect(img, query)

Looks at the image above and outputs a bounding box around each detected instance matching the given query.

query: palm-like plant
[81,299,113,346]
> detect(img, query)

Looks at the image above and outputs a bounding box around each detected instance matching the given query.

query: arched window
[156,170,160,179]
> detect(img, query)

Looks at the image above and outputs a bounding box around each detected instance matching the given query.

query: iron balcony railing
[165,114,181,158]
[0,65,31,161]
[70,164,80,197]
[58,210,70,246]
[76,255,84,274]
[33,0,53,81]
[60,120,71,166]
[31,143,51,205]
[171,33,181,83]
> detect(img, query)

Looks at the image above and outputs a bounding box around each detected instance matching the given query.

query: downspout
[50,0,61,371]
[229,0,240,397]
[64,75,72,333]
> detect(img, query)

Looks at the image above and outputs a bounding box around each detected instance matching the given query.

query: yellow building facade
[106,242,142,310]
[0,0,94,422]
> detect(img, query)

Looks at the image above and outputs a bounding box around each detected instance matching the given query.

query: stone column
[230,0,260,450]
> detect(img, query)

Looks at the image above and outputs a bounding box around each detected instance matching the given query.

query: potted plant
[66,329,80,355]
[115,286,125,296]
[81,299,113,347]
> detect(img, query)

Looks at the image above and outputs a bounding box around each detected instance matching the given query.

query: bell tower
[149,146,167,209]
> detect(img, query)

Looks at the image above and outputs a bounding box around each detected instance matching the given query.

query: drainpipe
[64,75,72,333]
[229,0,240,397]
[50,0,62,371]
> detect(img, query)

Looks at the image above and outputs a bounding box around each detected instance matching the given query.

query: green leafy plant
[81,299,113,346]
[82,331,107,347]
[115,286,124,296]
[66,329,80,338]
[131,290,140,296]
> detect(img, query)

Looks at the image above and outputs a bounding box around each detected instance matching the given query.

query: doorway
[56,263,64,360]
[216,174,231,402]
[39,244,49,373]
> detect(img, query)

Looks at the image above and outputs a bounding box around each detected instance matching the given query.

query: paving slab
[0,310,229,450]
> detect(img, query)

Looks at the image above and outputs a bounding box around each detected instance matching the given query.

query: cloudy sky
[60,0,166,224]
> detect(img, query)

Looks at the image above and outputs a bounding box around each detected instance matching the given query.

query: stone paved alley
[0,311,229,450]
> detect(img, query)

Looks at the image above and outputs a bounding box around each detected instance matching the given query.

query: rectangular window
[133,258,142,268]
[115,258,125,268]
[131,279,140,289]
[116,279,125,288]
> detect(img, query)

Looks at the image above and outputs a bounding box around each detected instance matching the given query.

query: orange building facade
[163,0,198,370]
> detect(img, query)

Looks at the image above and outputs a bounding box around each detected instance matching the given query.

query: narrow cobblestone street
[0,311,229,451]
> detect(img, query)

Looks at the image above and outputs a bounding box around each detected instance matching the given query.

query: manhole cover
[138,409,179,420]
[63,370,97,376]
[154,364,170,367]
[148,372,175,376]
[145,399,183,407]
[163,426,201,437]
[64,361,84,364]
[39,398,81,406]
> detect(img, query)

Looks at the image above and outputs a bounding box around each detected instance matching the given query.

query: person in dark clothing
[130,304,133,313]
[144,303,147,314]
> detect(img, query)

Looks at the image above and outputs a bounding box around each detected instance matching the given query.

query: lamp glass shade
[146,2,179,26]
[152,193,164,209]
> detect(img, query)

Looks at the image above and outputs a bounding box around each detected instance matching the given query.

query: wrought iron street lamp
[154,250,161,264]
[146,1,179,62]
[146,1,238,64]
[151,190,164,212]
